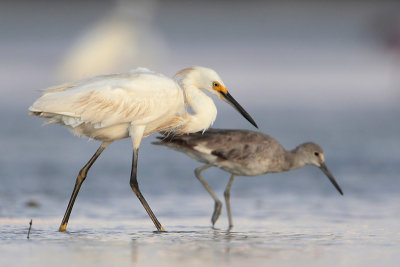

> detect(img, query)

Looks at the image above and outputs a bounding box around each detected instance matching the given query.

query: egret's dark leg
[129,148,165,231]
[224,174,236,230]
[59,142,110,232]
[194,164,222,227]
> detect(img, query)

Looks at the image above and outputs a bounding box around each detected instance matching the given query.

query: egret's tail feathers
[29,111,56,120]
[29,111,59,125]
[29,110,84,127]
[29,111,41,117]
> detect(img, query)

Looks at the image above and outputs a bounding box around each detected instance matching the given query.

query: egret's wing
[30,70,183,128]
[43,68,154,93]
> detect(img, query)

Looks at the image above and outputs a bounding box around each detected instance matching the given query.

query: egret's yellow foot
[59,224,67,232]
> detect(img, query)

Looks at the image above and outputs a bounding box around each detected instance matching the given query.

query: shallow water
[1,213,399,267]
[1,107,400,266]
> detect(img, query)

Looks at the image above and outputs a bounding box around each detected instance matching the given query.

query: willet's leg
[194,164,222,227]
[224,174,236,230]
[129,147,165,231]
[59,141,110,232]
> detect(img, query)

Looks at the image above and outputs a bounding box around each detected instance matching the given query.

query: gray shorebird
[153,129,343,229]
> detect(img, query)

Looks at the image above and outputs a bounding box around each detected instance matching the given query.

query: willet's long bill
[153,129,343,229]
[29,67,258,232]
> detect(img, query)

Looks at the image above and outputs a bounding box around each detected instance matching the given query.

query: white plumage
[31,68,183,140]
[29,66,258,232]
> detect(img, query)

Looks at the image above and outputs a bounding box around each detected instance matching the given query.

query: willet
[154,129,343,229]
[29,67,258,232]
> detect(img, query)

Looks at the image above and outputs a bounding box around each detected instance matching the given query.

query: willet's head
[295,142,343,195]
[295,142,325,167]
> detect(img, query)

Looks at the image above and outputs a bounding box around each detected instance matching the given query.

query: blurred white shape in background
[58,0,165,80]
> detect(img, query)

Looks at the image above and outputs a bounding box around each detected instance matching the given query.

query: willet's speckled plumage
[154,129,343,229]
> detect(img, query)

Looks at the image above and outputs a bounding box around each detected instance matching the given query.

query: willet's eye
[314,152,319,156]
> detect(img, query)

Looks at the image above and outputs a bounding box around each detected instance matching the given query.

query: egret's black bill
[221,91,258,128]
[320,163,343,195]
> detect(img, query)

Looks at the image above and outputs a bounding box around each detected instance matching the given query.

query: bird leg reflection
[224,174,236,230]
[194,164,222,227]
[129,148,165,231]
[59,141,110,232]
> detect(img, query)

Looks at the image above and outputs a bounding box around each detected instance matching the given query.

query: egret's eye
[213,82,219,87]
[314,152,319,156]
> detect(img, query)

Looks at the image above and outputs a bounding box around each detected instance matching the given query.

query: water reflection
[0,217,399,266]
[128,227,343,265]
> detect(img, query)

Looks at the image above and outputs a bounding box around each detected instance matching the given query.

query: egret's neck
[180,85,217,133]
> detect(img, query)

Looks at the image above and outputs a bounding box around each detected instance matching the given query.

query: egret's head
[185,66,225,94]
[295,142,343,195]
[175,66,258,128]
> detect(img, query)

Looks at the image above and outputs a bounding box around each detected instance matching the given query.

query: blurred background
[0,0,399,265]
[1,0,400,109]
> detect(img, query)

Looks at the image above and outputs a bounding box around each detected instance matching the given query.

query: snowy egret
[153,129,343,229]
[29,67,258,232]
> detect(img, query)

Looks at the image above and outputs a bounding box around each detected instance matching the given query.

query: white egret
[154,129,343,229]
[29,66,258,232]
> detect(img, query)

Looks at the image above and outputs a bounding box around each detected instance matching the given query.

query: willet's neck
[284,149,308,171]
